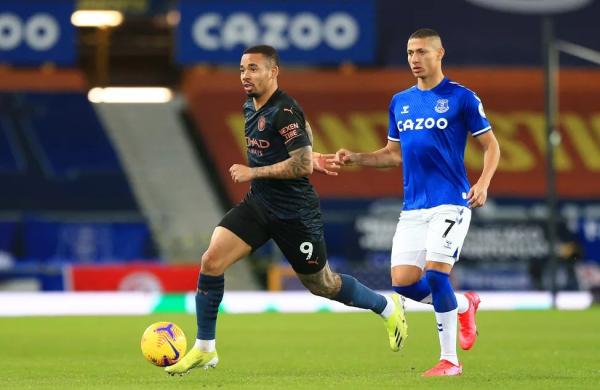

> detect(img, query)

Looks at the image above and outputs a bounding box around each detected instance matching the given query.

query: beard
[246,92,258,98]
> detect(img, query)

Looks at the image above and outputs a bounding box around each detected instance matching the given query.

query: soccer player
[165,45,408,375]
[329,29,500,376]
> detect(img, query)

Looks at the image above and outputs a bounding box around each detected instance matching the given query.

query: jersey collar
[249,89,282,112]
[416,77,448,92]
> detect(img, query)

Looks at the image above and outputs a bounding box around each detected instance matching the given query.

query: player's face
[240,53,278,98]
[407,38,444,79]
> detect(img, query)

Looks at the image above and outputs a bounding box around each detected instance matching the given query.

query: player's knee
[390,269,421,287]
[201,250,225,275]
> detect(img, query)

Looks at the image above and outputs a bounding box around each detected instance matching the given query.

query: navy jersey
[387,77,492,210]
[243,89,319,220]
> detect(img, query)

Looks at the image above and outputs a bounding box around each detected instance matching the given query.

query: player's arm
[255,145,313,179]
[467,131,500,208]
[328,141,402,169]
[229,146,313,182]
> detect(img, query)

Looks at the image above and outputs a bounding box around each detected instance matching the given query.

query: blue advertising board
[177,0,375,65]
[0,0,75,66]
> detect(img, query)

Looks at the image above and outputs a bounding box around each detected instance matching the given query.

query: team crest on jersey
[258,116,266,131]
[434,99,449,113]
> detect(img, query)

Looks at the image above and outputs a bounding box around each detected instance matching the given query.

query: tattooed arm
[252,145,313,178]
[229,146,313,183]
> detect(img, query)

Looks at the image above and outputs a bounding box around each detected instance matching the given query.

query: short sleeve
[387,96,400,141]
[464,92,492,137]
[274,106,311,153]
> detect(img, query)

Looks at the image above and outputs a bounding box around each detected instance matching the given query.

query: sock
[194,339,215,352]
[434,309,459,365]
[380,296,394,318]
[393,276,468,311]
[393,277,432,304]
[195,273,224,341]
[332,274,387,314]
[426,270,459,366]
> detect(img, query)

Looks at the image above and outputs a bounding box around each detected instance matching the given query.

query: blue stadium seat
[23,93,122,178]
[0,92,138,210]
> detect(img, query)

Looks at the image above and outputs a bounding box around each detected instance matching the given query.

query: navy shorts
[218,195,327,274]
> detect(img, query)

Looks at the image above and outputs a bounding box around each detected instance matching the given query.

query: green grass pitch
[2,309,600,389]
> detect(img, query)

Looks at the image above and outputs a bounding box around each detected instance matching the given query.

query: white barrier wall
[0,291,592,316]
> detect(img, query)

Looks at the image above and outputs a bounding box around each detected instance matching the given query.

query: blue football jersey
[387,77,491,210]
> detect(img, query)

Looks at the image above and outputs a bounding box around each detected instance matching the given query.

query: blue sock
[195,273,224,340]
[425,270,457,313]
[332,274,387,314]
[393,277,431,303]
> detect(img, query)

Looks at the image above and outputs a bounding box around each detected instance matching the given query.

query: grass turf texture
[2,309,599,389]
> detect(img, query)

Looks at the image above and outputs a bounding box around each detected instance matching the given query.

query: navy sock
[393,277,431,302]
[425,270,457,313]
[332,274,387,314]
[195,273,225,340]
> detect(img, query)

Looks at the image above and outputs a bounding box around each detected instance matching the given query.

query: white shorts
[390,204,471,269]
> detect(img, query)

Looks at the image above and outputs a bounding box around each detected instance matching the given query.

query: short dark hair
[243,45,280,67]
[409,28,441,40]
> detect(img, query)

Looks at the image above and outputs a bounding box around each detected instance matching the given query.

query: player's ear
[438,47,445,61]
[271,65,279,79]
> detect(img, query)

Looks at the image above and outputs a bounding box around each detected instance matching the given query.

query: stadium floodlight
[88,87,173,103]
[71,10,124,27]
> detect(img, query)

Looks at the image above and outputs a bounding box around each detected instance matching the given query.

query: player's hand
[313,152,339,176]
[327,148,357,166]
[229,164,253,183]
[467,181,488,208]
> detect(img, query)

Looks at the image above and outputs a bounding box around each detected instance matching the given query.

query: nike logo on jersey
[396,117,448,132]
[401,105,409,114]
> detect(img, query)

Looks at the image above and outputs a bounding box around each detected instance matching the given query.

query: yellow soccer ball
[140,322,187,367]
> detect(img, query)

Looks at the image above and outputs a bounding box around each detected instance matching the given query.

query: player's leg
[389,210,432,303]
[390,257,477,364]
[390,207,474,333]
[422,259,462,376]
[166,199,270,375]
[295,262,408,352]
[195,226,252,342]
[391,258,472,323]
[272,218,407,351]
[271,216,389,312]
[165,226,251,375]
[296,262,387,313]
[421,205,472,377]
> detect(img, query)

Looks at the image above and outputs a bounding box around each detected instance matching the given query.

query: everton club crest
[434,99,449,113]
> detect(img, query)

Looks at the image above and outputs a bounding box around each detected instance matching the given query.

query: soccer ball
[140,322,187,367]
